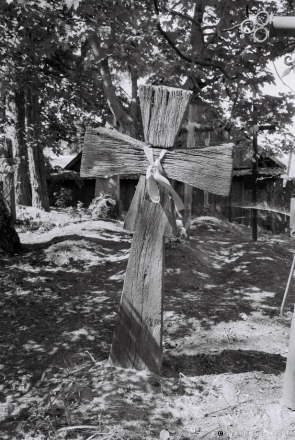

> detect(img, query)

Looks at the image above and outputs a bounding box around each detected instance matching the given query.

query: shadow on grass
[162,349,286,377]
[0,216,293,438]
[0,230,167,439]
[164,224,294,328]
[0,234,131,398]
[21,231,130,251]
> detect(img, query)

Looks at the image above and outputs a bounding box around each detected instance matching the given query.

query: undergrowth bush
[88,194,117,219]
[16,206,55,233]
[54,188,73,209]
[67,201,87,220]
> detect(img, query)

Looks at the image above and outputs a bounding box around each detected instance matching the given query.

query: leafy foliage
[0,0,294,154]
[54,188,73,209]
[88,194,117,219]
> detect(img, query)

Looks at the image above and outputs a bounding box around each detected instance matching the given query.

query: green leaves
[0,0,293,156]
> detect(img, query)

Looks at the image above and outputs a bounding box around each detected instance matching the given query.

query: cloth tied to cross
[143,146,185,211]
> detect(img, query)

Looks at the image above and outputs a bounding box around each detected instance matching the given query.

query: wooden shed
[47,151,140,211]
[46,152,96,208]
[187,144,293,234]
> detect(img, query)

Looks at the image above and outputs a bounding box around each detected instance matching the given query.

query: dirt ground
[1,206,295,439]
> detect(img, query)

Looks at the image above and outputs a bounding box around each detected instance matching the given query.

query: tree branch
[221,23,241,32]
[155,20,192,63]
[153,0,237,80]
[163,7,201,28]
[89,33,135,137]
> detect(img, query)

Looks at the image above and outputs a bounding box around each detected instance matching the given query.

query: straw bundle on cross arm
[139,85,192,148]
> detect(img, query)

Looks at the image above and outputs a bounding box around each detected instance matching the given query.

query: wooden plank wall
[192,176,294,234]
[118,176,294,234]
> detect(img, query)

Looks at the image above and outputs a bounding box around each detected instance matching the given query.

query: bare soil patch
[1,209,295,439]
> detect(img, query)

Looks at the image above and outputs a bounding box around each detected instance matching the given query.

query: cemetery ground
[1,207,295,440]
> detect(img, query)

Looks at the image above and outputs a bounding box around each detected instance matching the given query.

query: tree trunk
[14,87,32,206]
[2,170,16,222]
[89,33,136,137]
[183,1,206,234]
[0,189,21,255]
[130,65,138,139]
[183,103,196,234]
[89,33,138,216]
[25,86,50,211]
[5,87,32,206]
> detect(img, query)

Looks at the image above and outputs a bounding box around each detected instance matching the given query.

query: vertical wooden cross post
[81,85,234,374]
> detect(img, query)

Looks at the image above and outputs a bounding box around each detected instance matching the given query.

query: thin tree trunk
[130,65,138,139]
[183,0,206,234]
[183,103,196,234]
[25,85,50,211]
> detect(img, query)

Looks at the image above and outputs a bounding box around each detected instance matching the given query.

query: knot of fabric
[143,146,184,211]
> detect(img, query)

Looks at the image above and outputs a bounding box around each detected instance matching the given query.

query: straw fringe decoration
[139,85,192,148]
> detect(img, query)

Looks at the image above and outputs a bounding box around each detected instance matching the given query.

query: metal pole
[252,101,258,241]
[271,16,295,37]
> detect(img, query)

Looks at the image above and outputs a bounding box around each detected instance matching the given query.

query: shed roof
[49,155,76,169]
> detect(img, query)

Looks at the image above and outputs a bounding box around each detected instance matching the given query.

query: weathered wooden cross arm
[81,127,233,197]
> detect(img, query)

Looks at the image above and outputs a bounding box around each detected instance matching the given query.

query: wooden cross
[81,85,234,375]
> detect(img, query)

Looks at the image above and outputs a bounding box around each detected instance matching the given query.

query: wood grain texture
[124,175,146,231]
[109,179,171,374]
[124,175,177,235]
[81,127,233,197]
[139,85,192,148]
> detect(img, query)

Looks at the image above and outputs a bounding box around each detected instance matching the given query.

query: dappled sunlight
[211,241,233,245]
[243,289,276,300]
[109,270,126,281]
[0,220,131,430]
[247,286,260,291]
[256,256,275,261]
[1,213,295,439]
[191,270,210,278]
[23,340,46,353]
[165,268,182,275]
[233,265,250,273]
[84,292,109,303]
[107,253,130,263]
[232,250,246,257]
[61,328,99,342]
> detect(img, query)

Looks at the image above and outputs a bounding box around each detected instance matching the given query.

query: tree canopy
[0,0,294,153]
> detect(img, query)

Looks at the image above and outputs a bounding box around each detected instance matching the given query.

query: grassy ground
[1,207,295,439]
